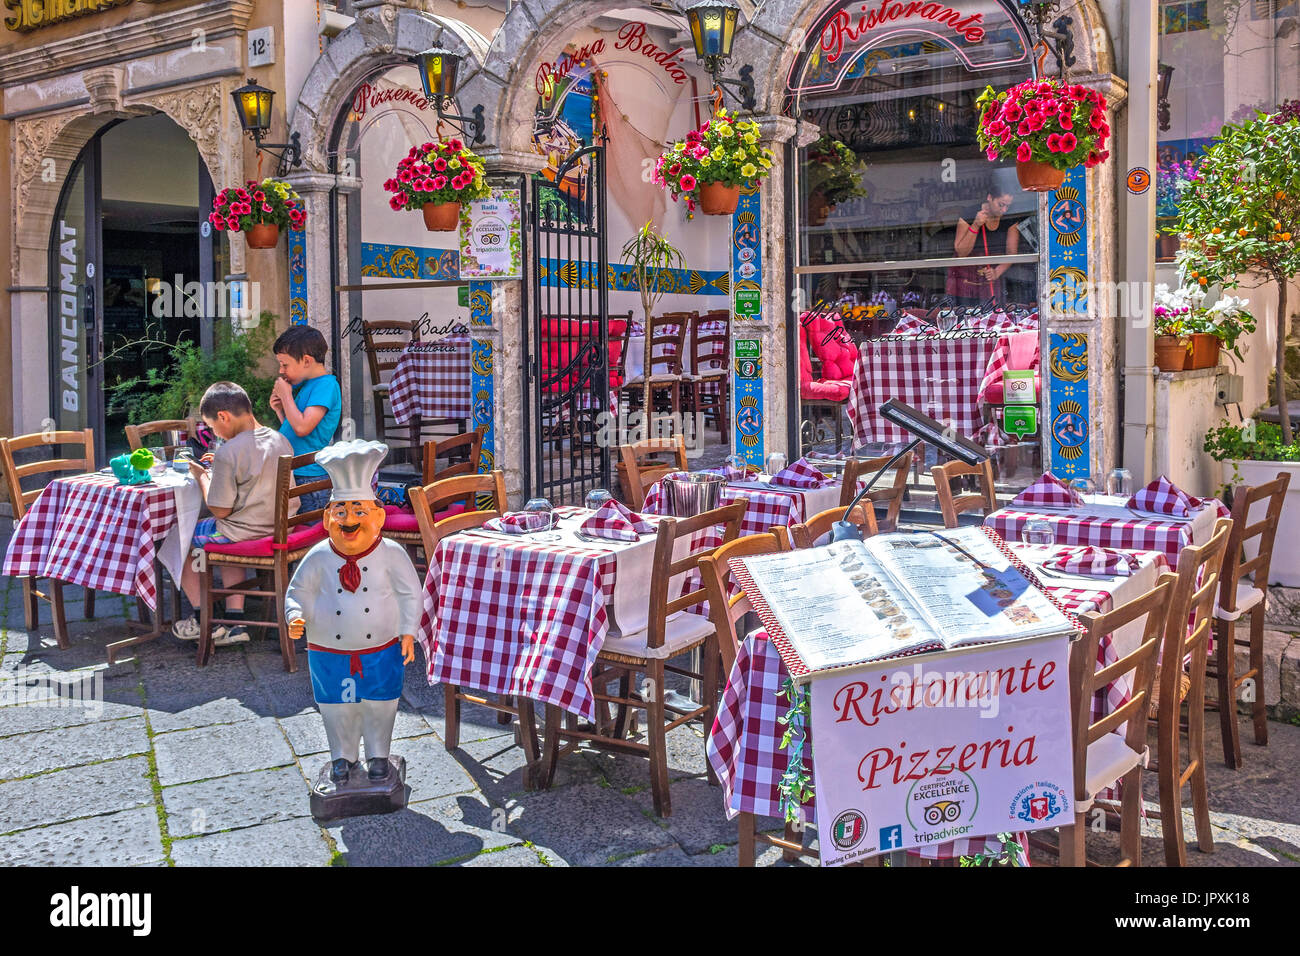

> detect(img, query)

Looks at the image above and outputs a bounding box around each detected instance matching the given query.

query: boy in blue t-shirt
[270,325,342,513]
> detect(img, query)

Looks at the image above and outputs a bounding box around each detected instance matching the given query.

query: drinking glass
[523,497,560,541]
[1021,518,1055,548]
[1106,468,1133,498]
[584,488,613,512]
[1068,476,1096,498]
[723,453,748,481]
[764,451,788,478]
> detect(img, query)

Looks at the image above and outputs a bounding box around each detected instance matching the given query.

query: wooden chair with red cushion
[381,426,487,554]
[197,452,330,672]
[797,315,852,451]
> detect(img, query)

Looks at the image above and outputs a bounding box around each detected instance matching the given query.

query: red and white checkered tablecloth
[705,551,1164,864]
[415,507,721,722]
[387,337,472,424]
[983,503,1219,571]
[846,335,1001,446]
[2,473,179,611]
[641,475,841,539]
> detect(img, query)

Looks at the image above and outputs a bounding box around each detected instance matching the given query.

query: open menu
[731,526,1078,679]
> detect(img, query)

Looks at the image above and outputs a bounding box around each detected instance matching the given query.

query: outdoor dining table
[414,505,722,727]
[2,469,202,659]
[387,335,473,425]
[705,542,1168,864]
[641,471,844,539]
[983,493,1224,571]
[846,333,1003,447]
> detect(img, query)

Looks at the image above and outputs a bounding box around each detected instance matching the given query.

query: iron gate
[526,145,611,504]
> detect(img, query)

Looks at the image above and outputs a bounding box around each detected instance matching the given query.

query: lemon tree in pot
[976,78,1112,192]
[210,178,306,249]
[383,138,490,232]
[653,108,774,216]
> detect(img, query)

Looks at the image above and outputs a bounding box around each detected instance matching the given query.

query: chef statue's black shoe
[330,758,354,783]
[367,757,390,781]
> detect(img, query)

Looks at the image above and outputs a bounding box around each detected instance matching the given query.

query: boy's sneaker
[213,624,250,647]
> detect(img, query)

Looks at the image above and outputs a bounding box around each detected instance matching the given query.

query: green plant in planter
[620,222,685,426]
[1175,110,1300,443]
[806,134,868,207]
[1154,283,1255,360]
[1203,420,1300,495]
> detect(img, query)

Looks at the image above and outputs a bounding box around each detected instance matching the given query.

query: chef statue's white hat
[316,439,388,502]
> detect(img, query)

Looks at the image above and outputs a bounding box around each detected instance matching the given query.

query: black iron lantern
[230,77,301,171]
[410,47,485,145]
[682,0,753,110]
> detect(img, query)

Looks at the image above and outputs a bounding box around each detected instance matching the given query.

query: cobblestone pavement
[1,527,1298,867]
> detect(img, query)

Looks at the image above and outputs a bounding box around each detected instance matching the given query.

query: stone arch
[12,75,238,286]
[287,4,489,174]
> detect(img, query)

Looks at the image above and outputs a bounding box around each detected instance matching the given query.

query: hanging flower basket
[209,178,305,246]
[653,108,775,216]
[976,78,1112,192]
[422,202,462,232]
[698,182,740,216]
[383,139,491,232]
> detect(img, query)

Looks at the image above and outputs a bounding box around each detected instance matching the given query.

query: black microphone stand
[831,438,922,542]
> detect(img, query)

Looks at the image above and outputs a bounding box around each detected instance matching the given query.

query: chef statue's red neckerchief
[329,537,380,593]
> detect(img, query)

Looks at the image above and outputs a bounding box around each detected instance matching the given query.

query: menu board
[732,526,1076,679]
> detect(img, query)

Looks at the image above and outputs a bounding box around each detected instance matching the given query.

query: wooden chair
[688,310,730,433]
[617,435,688,510]
[842,452,914,533]
[125,419,195,460]
[1053,577,1174,867]
[621,311,694,433]
[407,470,530,760]
[196,453,331,672]
[790,504,878,549]
[1147,518,1231,866]
[931,458,997,529]
[1208,473,1290,768]
[538,499,748,817]
[0,429,98,647]
[383,426,489,556]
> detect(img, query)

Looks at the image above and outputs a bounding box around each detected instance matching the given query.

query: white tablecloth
[153,471,203,590]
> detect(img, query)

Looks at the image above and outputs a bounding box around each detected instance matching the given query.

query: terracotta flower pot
[698,181,741,216]
[1187,333,1221,370]
[422,201,462,232]
[1156,234,1182,262]
[245,223,280,249]
[1154,334,1189,372]
[1016,159,1067,193]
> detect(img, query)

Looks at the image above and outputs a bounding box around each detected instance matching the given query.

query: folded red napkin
[1011,472,1084,509]
[1043,546,1141,577]
[1126,475,1208,518]
[723,462,760,481]
[483,511,553,534]
[579,500,654,542]
[770,457,833,489]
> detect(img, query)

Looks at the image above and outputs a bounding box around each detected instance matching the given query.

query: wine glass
[523,497,559,541]
[1106,468,1133,498]
[764,451,788,478]
[584,488,613,512]
[724,453,748,481]
[1021,518,1054,548]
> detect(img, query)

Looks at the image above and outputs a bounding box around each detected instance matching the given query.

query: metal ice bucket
[663,472,727,517]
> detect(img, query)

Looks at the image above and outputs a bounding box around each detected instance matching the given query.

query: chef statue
[285,439,423,819]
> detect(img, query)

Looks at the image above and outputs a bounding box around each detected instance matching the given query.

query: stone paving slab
[503,783,678,866]
[0,805,163,866]
[0,756,153,834]
[162,766,312,838]
[0,695,143,737]
[152,718,295,787]
[326,793,521,866]
[0,715,149,779]
[169,817,333,866]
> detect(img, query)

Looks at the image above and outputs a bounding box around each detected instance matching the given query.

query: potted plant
[1187,291,1254,369]
[654,108,775,216]
[805,134,868,226]
[975,78,1112,192]
[210,178,306,249]
[1153,284,1193,371]
[1175,109,1300,444]
[1156,156,1198,260]
[619,221,685,439]
[1204,420,1300,584]
[383,138,491,232]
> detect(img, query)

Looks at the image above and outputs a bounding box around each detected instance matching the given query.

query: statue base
[309,755,408,821]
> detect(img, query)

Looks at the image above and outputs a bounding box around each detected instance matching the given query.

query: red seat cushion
[382,502,467,533]
[801,379,851,402]
[204,521,328,557]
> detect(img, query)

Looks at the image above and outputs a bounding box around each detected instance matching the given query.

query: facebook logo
[879,825,903,852]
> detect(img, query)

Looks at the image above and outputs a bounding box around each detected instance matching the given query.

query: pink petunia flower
[1047,133,1063,152]
[1017,142,1032,162]
[432,175,448,189]
[434,158,448,172]
[1059,132,1077,151]
[262,203,273,213]
[679,173,697,191]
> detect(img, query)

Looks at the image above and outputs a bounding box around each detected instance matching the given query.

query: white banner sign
[458,188,522,280]
[809,635,1074,866]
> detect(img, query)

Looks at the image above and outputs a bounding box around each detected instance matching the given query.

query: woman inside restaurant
[948,186,1020,308]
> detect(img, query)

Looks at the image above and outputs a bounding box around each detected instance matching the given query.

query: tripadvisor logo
[906,767,978,843]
